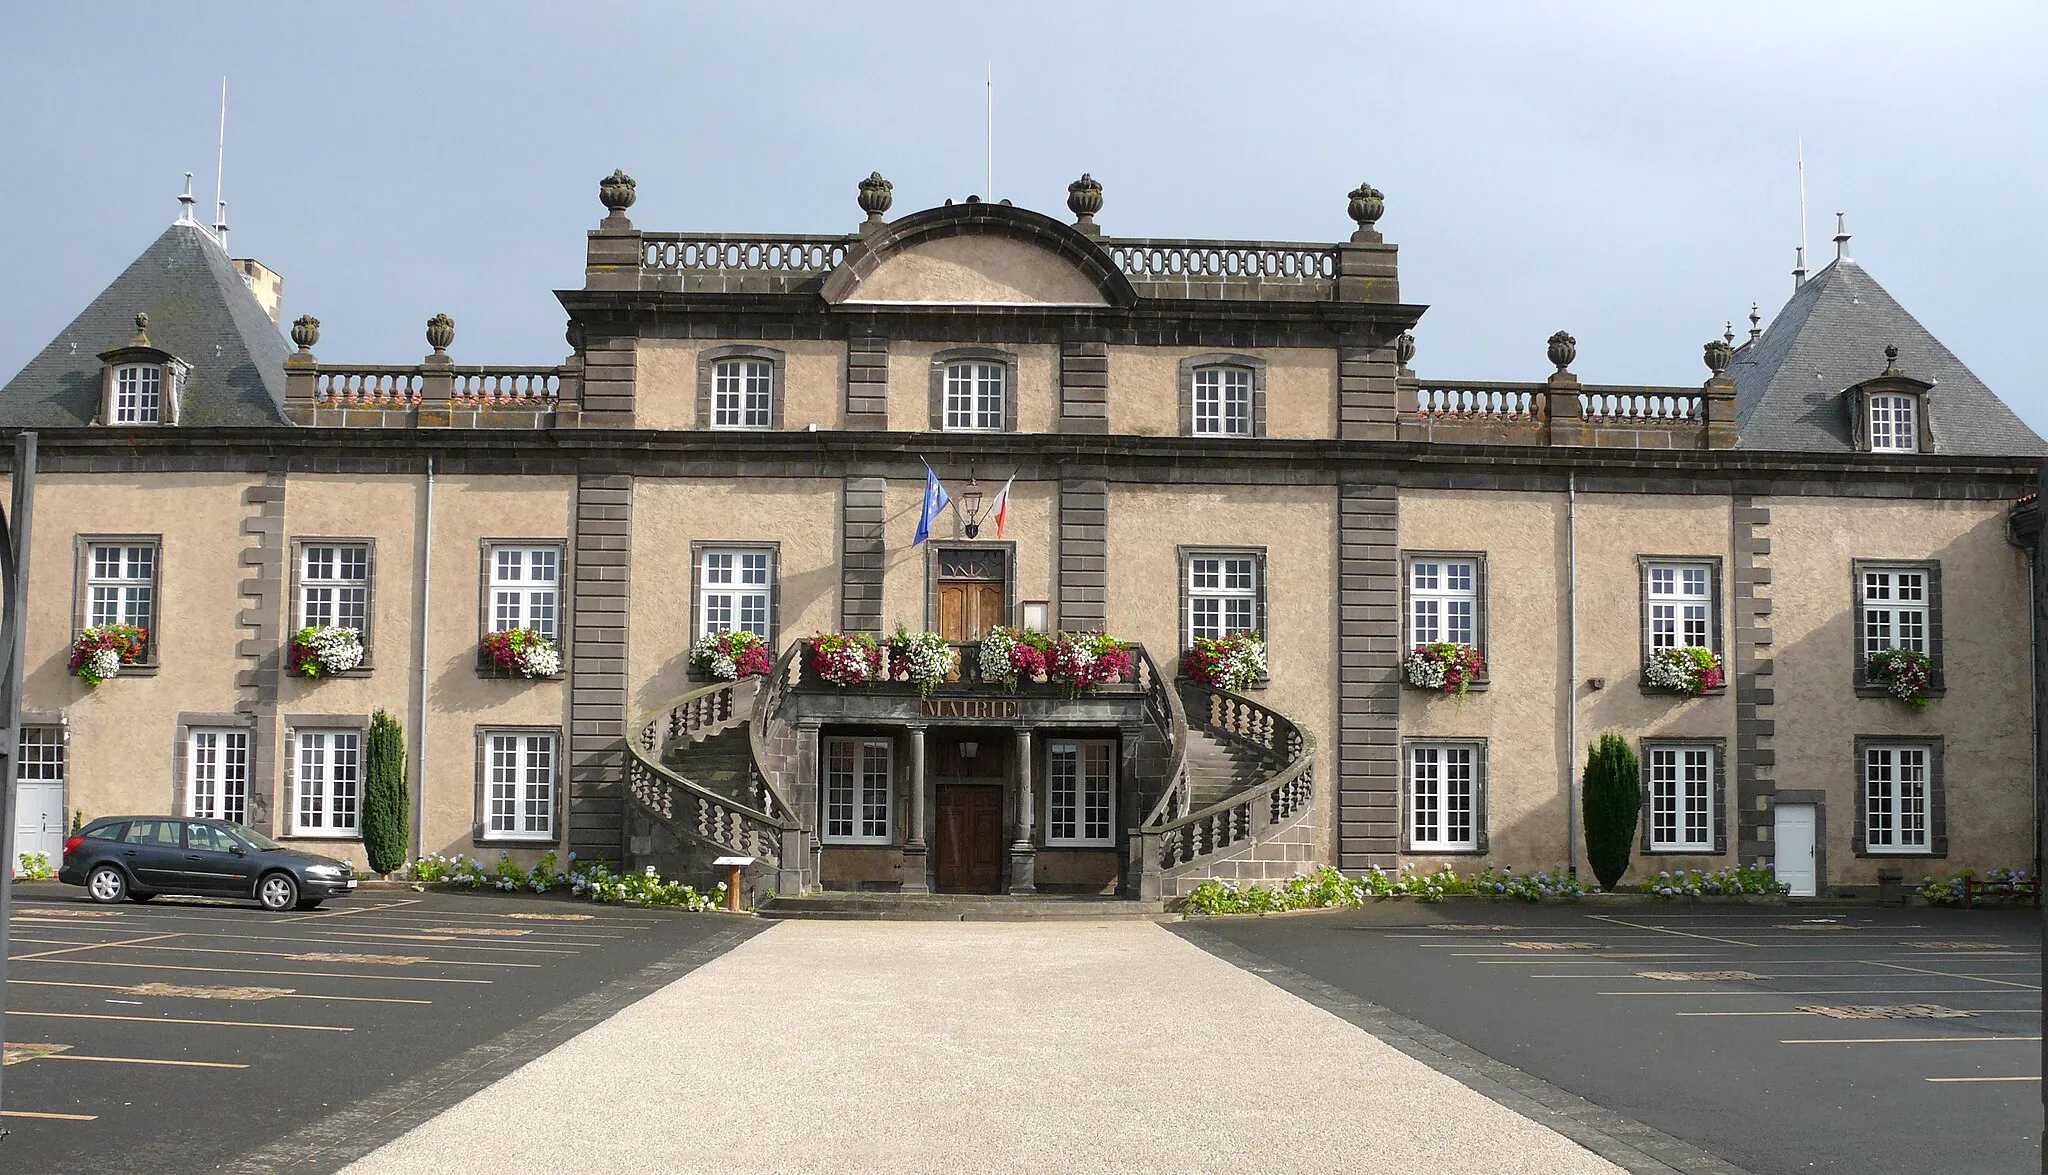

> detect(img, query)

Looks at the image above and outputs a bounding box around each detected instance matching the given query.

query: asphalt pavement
[1178,901,2042,1175]
[1,884,757,1172]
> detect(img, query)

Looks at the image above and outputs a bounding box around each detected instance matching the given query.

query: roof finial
[1881,343,1900,376]
[1792,245,1807,291]
[1833,211,1850,262]
[1748,302,1762,343]
[1723,321,1736,346]
[176,172,197,225]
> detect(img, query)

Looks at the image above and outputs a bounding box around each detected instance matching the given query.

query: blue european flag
[913,463,950,546]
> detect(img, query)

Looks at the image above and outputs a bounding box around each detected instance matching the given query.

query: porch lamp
[959,476,986,538]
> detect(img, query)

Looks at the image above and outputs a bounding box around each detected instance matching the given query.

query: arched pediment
[821,202,1135,309]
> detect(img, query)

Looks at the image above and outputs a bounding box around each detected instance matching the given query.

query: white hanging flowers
[289,626,364,678]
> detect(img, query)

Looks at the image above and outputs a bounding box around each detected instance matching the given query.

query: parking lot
[2,886,757,1172]
[1181,902,2042,1174]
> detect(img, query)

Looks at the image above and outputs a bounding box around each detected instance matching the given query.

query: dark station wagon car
[59,816,358,911]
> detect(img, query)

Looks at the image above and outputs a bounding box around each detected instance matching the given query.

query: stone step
[760,893,1170,922]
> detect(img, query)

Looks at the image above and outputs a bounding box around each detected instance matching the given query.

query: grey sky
[4,2,2043,432]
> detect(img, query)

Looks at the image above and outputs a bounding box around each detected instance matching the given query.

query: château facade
[2,170,2040,903]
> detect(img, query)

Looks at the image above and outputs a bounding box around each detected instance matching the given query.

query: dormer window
[114,364,163,424]
[1868,394,1917,452]
[96,313,183,426]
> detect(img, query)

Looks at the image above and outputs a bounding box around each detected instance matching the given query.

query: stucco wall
[1105,484,1340,863]
[886,341,1058,433]
[877,478,1057,632]
[843,236,1109,306]
[628,478,841,718]
[1769,497,2033,886]
[631,338,844,433]
[1106,346,1338,439]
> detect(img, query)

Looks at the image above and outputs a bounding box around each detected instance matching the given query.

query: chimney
[233,259,284,327]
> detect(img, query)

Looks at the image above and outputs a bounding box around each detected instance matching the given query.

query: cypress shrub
[1582,733,1642,891]
[363,709,409,876]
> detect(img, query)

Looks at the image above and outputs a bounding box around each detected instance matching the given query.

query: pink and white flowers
[1867,647,1933,709]
[1643,646,1724,696]
[1183,632,1268,693]
[481,628,561,679]
[690,629,772,682]
[1403,642,1484,696]
[809,631,883,686]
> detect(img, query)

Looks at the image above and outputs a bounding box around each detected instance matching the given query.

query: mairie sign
[919,698,1021,719]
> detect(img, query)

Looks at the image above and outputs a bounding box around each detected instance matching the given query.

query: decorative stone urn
[1394,330,1417,369]
[598,170,637,217]
[858,172,893,220]
[1546,331,1577,373]
[1067,174,1103,228]
[426,313,456,354]
[1347,184,1384,232]
[565,320,585,351]
[1703,338,1732,377]
[290,314,320,352]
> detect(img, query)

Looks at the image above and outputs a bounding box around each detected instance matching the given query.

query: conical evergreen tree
[362,709,409,876]
[1581,733,1641,891]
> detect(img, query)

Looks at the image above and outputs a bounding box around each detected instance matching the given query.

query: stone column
[902,724,930,893]
[1008,727,1037,894]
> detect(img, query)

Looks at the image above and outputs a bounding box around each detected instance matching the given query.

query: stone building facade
[1,172,2039,902]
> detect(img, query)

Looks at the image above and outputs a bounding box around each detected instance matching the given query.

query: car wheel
[256,872,299,912]
[86,865,128,904]
[295,899,324,911]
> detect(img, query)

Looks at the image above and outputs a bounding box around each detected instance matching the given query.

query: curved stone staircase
[624,641,1314,907]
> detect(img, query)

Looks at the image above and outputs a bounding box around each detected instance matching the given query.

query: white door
[14,782,66,876]
[1774,803,1818,897]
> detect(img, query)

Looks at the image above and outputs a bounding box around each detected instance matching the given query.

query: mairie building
[3,170,2041,906]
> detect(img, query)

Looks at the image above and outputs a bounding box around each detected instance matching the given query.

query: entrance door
[935,786,1005,893]
[13,781,64,876]
[1774,803,1817,897]
[936,549,1007,643]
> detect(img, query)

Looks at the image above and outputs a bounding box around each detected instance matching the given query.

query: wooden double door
[936,548,1007,643]
[934,785,1005,893]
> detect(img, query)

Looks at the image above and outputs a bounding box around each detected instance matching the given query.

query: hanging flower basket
[1184,632,1268,693]
[1402,642,1485,696]
[689,630,771,682]
[1050,631,1136,693]
[1643,646,1723,696]
[809,632,883,687]
[1866,647,1933,710]
[978,626,1053,691]
[885,626,957,697]
[481,628,562,679]
[69,624,148,687]
[289,626,364,679]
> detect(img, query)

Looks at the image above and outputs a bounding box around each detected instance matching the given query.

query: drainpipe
[1566,470,1579,878]
[413,455,435,864]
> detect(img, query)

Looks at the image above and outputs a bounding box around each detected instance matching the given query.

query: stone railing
[1413,381,1543,421]
[624,674,805,885]
[642,234,850,276]
[313,366,425,407]
[1103,239,1339,300]
[1405,379,1731,448]
[291,362,570,418]
[1138,681,1316,894]
[450,368,562,406]
[1138,646,1192,829]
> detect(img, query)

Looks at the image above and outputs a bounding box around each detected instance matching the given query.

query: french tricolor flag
[987,475,1014,538]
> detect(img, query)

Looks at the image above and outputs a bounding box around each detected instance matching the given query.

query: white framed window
[17,727,65,783]
[88,542,155,632]
[113,363,163,424]
[1865,744,1930,852]
[1408,743,1478,851]
[1868,394,1918,453]
[489,545,560,640]
[943,361,1006,432]
[1409,558,1477,647]
[1860,567,1928,658]
[1187,553,1258,643]
[1192,366,1252,436]
[1647,745,1714,851]
[1047,740,1116,847]
[700,548,770,639]
[822,737,891,844]
[711,358,773,429]
[294,730,361,836]
[1646,561,1712,650]
[187,729,250,824]
[300,544,368,633]
[483,731,556,841]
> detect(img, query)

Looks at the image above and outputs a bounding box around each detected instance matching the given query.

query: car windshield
[233,827,286,852]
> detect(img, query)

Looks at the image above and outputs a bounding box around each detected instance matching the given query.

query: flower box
[289,626,364,679]
[70,624,148,686]
[809,631,884,687]
[1866,647,1933,710]
[1402,642,1484,696]
[1643,646,1723,697]
[479,628,561,679]
[979,626,1053,690]
[690,630,771,682]
[1183,632,1268,693]
[885,626,957,697]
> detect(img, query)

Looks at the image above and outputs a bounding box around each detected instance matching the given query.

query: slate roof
[1731,257,2043,455]
[0,221,289,427]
